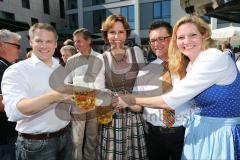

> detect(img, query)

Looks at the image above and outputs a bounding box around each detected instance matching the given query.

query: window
[43,0,50,14]
[59,0,65,18]
[153,2,161,18]
[22,0,30,9]
[31,18,38,25]
[153,1,170,22]
[121,5,134,29]
[69,13,78,29]
[92,0,105,5]
[93,9,106,33]
[67,0,77,9]
[51,22,56,29]
[0,11,15,20]
[201,16,210,23]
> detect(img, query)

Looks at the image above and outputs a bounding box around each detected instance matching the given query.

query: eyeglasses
[3,42,21,49]
[149,36,171,45]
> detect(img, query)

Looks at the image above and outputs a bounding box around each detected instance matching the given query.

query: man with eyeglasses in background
[133,21,193,160]
[0,29,21,160]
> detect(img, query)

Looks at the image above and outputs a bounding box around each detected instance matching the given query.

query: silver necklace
[111,50,127,63]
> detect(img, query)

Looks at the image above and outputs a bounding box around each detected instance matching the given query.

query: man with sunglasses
[0,29,21,160]
[133,21,193,160]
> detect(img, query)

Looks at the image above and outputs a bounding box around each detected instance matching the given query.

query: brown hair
[168,16,214,79]
[73,28,92,40]
[101,14,131,43]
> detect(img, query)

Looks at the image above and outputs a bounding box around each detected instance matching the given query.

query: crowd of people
[0,14,239,160]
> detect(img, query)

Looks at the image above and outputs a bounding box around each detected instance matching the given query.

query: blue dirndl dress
[182,71,240,160]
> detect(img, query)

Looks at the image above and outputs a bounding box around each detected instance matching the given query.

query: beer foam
[95,98,103,106]
[73,76,95,90]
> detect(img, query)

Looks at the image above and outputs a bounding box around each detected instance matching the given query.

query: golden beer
[96,105,113,124]
[74,90,96,110]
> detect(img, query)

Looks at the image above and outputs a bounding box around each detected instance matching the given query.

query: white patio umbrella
[211,26,240,45]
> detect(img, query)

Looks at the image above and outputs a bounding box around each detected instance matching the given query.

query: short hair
[26,50,33,59]
[63,39,74,46]
[221,41,231,49]
[149,21,173,36]
[73,28,92,41]
[0,29,21,42]
[29,23,58,40]
[60,45,77,55]
[101,14,131,43]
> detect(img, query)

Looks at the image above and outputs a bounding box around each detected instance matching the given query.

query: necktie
[162,61,175,127]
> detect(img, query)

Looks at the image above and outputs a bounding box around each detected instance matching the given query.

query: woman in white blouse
[113,16,240,160]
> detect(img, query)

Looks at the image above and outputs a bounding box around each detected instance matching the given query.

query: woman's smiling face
[176,22,204,62]
[107,21,127,49]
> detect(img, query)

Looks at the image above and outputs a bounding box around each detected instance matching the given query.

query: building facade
[66,0,186,51]
[0,0,67,59]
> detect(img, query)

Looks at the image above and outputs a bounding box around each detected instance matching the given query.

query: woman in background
[60,45,77,66]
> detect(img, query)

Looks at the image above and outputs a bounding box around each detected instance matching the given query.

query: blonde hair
[29,23,58,40]
[63,39,74,46]
[60,45,77,55]
[168,16,214,79]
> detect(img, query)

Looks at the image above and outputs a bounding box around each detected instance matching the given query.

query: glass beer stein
[95,89,114,125]
[72,76,96,110]
[96,105,113,125]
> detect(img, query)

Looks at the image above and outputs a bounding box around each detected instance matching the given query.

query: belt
[19,124,70,140]
[147,122,185,134]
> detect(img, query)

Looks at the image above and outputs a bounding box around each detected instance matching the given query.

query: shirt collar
[78,48,94,56]
[0,57,11,67]
[30,53,59,68]
[152,58,163,64]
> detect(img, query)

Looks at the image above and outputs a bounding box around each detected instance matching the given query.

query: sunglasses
[3,42,21,49]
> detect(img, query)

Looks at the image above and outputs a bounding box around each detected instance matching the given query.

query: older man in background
[0,29,21,160]
[66,28,105,160]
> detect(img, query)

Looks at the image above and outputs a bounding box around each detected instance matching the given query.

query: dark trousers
[146,122,185,160]
[0,145,16,160]
[0,137,17,160]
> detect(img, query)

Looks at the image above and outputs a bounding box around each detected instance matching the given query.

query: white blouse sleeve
[162,48,237,109]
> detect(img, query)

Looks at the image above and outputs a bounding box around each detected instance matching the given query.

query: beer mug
[96,105,113,125]
[72,76,96,110]
[95,89,114,125]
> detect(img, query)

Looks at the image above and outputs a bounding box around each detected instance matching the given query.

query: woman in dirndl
[113,15,240,160]
[97,14,148,160]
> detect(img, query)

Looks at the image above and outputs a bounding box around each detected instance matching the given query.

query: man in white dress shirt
[66,28,105,160]
[134,21,193,160]
[1,23,73,160]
